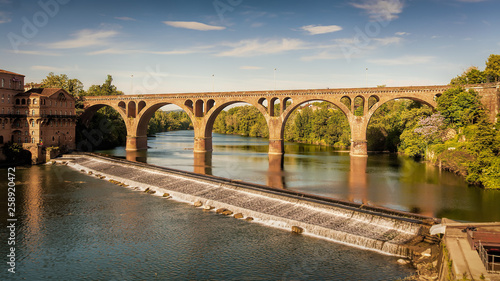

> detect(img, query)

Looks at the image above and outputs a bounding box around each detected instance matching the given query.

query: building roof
[0,69,25,76]
[20,88,76,100]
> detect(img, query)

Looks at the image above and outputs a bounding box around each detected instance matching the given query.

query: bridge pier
[350,140,368,157]
[194,137,213,153]
[126,135,148,151]
[269,139,284,155]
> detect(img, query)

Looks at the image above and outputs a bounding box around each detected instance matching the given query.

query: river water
[101,130,500,222]
[0,165,414,280]
[1,130,498,280]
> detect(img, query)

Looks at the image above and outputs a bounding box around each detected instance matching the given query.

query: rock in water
[234,213,244,219]
[292,226,304,234]
[194,201,203,207]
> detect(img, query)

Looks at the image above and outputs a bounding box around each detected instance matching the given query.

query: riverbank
[55,153,440,261]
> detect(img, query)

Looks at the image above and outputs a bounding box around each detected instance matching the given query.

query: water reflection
[125,150,148,163]
[268,154,286,189]
[97,131,500,222]
[349,156,368,204]
[194,151,212,175]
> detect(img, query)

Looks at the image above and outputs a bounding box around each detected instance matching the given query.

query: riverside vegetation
[36,54,500,188]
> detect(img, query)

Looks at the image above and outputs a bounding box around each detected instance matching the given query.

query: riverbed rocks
[292,226,304,234]
[216,208,227,214]
[194,201,203,207]
[234,213,244,219]
[203,205,214,210]
[222,210,233,216]
[245,217,254,221]
[163,193,170,197]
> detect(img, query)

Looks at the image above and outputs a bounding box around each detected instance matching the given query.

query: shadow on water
[98,130,500,222]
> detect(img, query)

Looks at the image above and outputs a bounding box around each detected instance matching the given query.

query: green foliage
[484,54,500,82]
[450,66,487,85]
[284,102,350,148]
[84,75,124,96]
[41,72,85,97]
[213,105,269,138]
[147,111,192,135]
[436,87,483,128]
[369,100,432,153]
[2,142,24,161]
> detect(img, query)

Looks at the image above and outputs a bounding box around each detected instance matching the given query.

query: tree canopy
[41,72,84,98]
[84,75,124,96]
[484,54,500,82]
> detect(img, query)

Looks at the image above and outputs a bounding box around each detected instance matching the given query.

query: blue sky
[1,0,499,94]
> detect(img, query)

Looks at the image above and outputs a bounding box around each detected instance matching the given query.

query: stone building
[0,69,76,164]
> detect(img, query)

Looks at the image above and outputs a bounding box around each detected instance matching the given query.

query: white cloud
[7,49,62,56]
[163,21,225,31]
[216,38,307,57]
[44,29,119,49]
[301,51,344,61]
[395,31,410,36]
[351,0,404,21]
[301,25,343,35]
[115,16,136,21]
[0,11,11,23]
[373,36,402,45]
[240,66,263,70]
[368,55,434,65]
[87,47,208,56]
[31,65,79,72]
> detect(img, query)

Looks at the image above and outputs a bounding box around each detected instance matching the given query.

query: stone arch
[281,98,351,141]
[80,104,128,128]
[128,101,136,118]
[195,100,204,117]
[269,97,279,116]
[365,97,437,152]
[134,102,195,137]
[353,96,365,116]
[184,100,194,114]
[282,97,293,112]
[21,99,26,105]
[368,96,436,118]
[138,101,146,114]
[118,101,126,113]
[206,99,215,114]
[204,100,269,139]
[341,96,351,112]
[368,95,380,110]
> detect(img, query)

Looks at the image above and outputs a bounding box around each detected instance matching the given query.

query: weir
[59,153,439,258]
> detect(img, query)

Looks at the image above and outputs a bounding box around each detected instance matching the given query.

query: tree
[41,72,84,97]
[436,87,483,128]
[85,75,124,96]
[450,66,486,85]
[484,54,500,82]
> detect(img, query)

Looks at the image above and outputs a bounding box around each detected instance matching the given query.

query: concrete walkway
[440,219,500,281]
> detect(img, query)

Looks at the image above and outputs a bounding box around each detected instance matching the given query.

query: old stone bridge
[81,84,499,157]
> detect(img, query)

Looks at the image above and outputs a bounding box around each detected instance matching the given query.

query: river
[1,130,499,280]
[100,130,500,222]
[0,164,414,280]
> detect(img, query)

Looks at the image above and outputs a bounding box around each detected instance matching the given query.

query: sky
[1,0,499,95]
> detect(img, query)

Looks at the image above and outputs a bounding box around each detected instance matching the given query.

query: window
[1,95,4,103]
[32,131,34,135]
[21,99,25,105]
[32,110,35,116]
[18,137,21,143]
[25,121,28,127]
[1,78,4,87]
[31,120,35,127]
[25,137,28,143]
[25,131,28,135]
[49,100,52,106]
[33,99,37,105]
[32,137,35,143]
[16,110,20,115]
[55,101,57,106]
[49,110,52,115]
